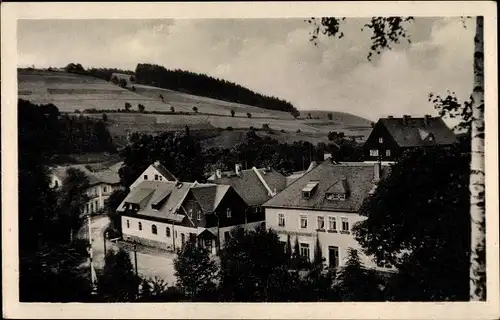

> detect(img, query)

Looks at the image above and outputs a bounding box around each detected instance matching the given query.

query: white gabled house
[263,158,391,270]
[129,161,178,189]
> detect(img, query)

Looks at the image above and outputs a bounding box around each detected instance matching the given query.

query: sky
[17,18,475,121]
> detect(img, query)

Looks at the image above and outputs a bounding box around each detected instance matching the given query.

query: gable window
[159,175,163,181]
[226,208,232,218]
[166,227,171,238]
[328,216,337,231]
[300,215,308,229]
[317,216,325,230]
[152,224,157,235]
[341,217,349,232]
[299,243,310,260]
[278,213,285,227]
[370,149,379,157]
[144,174,148,180]
[197,211,202,221]
[154,174,159,181]
[386,149,391,157]
[126,219,130,228]
[378,137,384,143]
[138,221,142,231]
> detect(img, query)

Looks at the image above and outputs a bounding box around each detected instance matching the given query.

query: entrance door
[328,246,339,268]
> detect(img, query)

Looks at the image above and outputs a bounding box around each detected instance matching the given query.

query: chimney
[235,164,242,176]
[387,115,393,119]
[154,160,160,166]
[424,114,431,126]
[402,115,411,126]
[216,169,222,179]
[324,153,332,161]
[373,162,381,182]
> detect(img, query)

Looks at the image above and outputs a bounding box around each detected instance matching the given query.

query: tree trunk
[469,16,486,301]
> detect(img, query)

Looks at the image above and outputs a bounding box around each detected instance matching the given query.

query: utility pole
[103,231,108,257]
[87,214,97,295]
[133,241,138,276]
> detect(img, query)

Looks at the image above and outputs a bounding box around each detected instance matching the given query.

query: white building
[129,161,177,189]
[49,163,121,214]
[263,158,391,269]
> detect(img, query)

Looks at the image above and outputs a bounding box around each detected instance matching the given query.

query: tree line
[19,99,115,156]
[134,63,299,116]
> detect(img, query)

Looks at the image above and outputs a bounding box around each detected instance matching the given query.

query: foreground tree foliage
[334,249,385,301]
[98,247,141,302]
[174,236,218,300]
[354,146,470,301]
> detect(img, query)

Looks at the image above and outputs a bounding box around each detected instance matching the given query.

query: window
[159,175,163,181]
[155,174,159,181]
[95,200,99,210]
[138,222,142,231]
[197,211,202,221]
[86,203,89,213]
[339,194,346,201]
[302,191,310,199]
[299,243,310,260]
[385,149,391,157]
[278,213,285,227]
[328,246,339,268]
[300,215,308,229]
[378,137,384,143]
[341,217,349,231]
[126,219,130,228]
[226,208,232,218]
[166,227,171,237]
[224,231,230,241]
[317,216,325,230]
[103,186,107,193]
[152,224,157,235]
[144,174,148,180]
[370,149,379,157]
[90,202,94,212]
[328,216,337,231]
[188,208,193,217]
[175,231,177,238]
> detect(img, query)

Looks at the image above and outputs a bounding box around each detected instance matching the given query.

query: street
[79,215,177,285]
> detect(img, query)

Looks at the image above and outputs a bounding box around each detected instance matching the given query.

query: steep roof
[51,164,121,186]
[151,162,178,181]
[208,168,287,206]
[263,159,390,213]
[378,117,456,147]
[117,180,232,222]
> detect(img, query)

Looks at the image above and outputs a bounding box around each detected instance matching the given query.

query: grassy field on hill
[18,69,373,150]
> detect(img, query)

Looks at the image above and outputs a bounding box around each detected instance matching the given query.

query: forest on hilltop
[134,63,300,116]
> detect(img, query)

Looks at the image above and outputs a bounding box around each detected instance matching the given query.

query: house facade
[49,164,121,214]
[118,180,263,254]
[207,164,287,221]
[129,161,178,189]
[263,159,391,269]
[363,115,457,162]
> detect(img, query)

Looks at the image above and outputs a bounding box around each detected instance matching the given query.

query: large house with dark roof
[49,164,121,214]
[363,115,457,162]
[263,158,390,269]
[118,172,264,254]
[207,164,287,220]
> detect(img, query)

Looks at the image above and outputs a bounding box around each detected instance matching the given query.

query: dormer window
[339,194,346,201]
[302,181,319,199]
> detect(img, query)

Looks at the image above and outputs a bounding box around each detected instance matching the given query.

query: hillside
[18,69,373,149]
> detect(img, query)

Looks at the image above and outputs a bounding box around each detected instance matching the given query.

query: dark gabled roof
[325,179,349,194]
[117,180,232,222]
[263,159,390,212]
[378,117,456,147]
[151,162,178,181]
[208,168,287,206]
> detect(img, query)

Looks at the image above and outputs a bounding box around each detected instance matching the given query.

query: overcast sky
[17,18,475,121]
